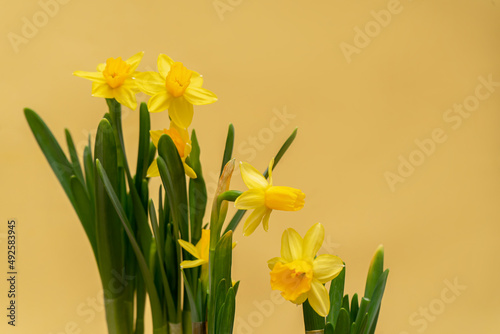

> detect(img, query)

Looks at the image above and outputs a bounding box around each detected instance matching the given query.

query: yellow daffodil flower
[73,52,144,110]
[178,230,236,283]
[234,159,305,236]
[147,122,197,179]
[268,223,344,317]
[136,54,217,129]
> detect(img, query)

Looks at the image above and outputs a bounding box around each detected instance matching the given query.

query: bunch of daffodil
[26,51,389,334]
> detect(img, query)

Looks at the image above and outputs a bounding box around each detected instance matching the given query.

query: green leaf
[189,129,207,246]
[83,145,95,204]
[328,266,345,327]
[356,313,369,334]
[364,245,384,299]
[303,299,325,331]
[350,294,359,324]
[24,109,76,207]
[96,159,166,331]
[220,124,234,175]
[353,297,370,334]
[218,287,236,334]
[157,135,189,241]
[325,323,335,334]
[363,270,389,334]
[65,129,85,188]
[334,308,351,334]
[342,295,350,315]
[135,103,151,190]
[70,176,97,257]
[182,270,200,322]
[224,128,298,234]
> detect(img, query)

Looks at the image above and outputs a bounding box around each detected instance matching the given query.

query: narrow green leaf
[364,245,384,299]
[303,299,325,331]
[342,295,350,314]
[350,294,359,324]
[83,145,95,204]
[364,270,389,334]
[70,176,97,257]
[65,129,86,188]
[135,103,151,190]
[157,135,189,241]
[182,270,200,322]
[325,323,335,334]
[220,124,234,175]
[96,159,166,331]
[24,108,76,206]
[334,308,351,334]
[219,287,236,334]
[353,297,370,334]
[189,129,207,246]
[356,313,369,334]
[328,266,345,327]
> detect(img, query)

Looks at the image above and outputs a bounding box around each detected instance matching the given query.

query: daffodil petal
[281,228,303,262]
[292,293,308,305]
[307,279,330,317]
[73,70,106,83]
[91,82,113,99]
[239,162,268,189]
[178,239,200,259]
[114,85,138,110]
[147,160,160,178]
[243,206,267,236]
[313,254,344,284]
[148,91,171,113]
[135,71,165,95]
[262,209,272,232]
[234,189,265,210]
[183,162,197,179]
[169,97,194,128]
[303,223,325,260]
[180,259,207,269]
[184,87,218,105]
[191,71,203,88]
[158,54,175,77]
[267,257,285,270]
[149,130,165,148]
[126,51,144,72]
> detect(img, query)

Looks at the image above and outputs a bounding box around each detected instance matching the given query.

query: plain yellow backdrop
[1,0,500,333]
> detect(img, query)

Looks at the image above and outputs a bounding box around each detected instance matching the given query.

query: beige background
[1,0,500,333]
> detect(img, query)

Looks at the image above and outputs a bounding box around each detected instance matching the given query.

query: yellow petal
[307,279,330,317]
[146,160,160,178]
[262,209,272,232]
[313,255,344,284]
[113,85,138,110]
[126,51,144,72]
[183,161,197,179]
[169,97,194,128]
[190,71,203,88]
[234,189,265,210]
[281,228,303,262]
[292,293,308,305]
[303,223,324,260]
[178,239,200,259]
[158,54,175,77]
[148,91,171,113]
[73,70,106,83]
[91,82,113,99]
[184,87,218,105]
[267,256,285,270]
[180,259,207,269]
[149,130,165,148]
[243,206,267,236]
[239,162,268,189]
[135,71,165,95]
